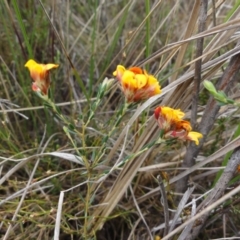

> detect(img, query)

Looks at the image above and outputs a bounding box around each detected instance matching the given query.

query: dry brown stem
[182,147,240,240]
[177,45,240,193]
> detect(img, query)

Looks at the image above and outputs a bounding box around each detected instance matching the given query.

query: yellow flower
[154,106,203,145]
[113,65,161,102]
[154,106,185,132]
[25,59,59,95]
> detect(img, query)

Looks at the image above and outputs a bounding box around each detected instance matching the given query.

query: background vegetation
[1,0,240,239]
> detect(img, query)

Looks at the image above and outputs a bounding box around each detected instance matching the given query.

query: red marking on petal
[32,83,40,92]
[154,107,161,119]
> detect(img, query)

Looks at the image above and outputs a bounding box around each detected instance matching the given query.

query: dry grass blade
[2,126,47,240]
[178,48,240,193]
[0,98,92,114]
[168,186,195,234]
[129,185,153,240]
[169,0,201,83]
[37,0,74,68]
[90,147,156,233]
[132,0,181,66]
[0,151,83,185]
[162,147,240,240]
[138,162,182,172]
[185,146,240,239]
[157,174,169,236]
[202,5,240,64]
[178,197,197,240]
[0,168,81,207]
[161,184,240,240]
[54,191,64,240]
[137,135,240,203]
[138,18,240,67]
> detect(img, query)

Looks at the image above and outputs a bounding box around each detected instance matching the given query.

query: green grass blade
[11,0,33,58]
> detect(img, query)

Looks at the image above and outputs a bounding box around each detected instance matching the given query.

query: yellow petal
[147,75,161,94]
[161,107,185,121]
[122,70,137,88]
[25,59,58,75]
[113,65,126,77]
[147,75,158,85]
[135,74,147,88]
[187,131,203,145]
[44,63,59,71]
[25,59,37,68]
[25,60,44,79]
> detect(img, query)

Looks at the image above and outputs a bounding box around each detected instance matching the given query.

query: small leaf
[203,80,217,94]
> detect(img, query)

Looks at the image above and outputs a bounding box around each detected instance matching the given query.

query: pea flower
[25,59,59,95]
[154,106,203,145]
[113,65,161,102]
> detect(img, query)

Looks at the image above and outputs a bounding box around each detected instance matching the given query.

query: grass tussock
[1,0,240,239]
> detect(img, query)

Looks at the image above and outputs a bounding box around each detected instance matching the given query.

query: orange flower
[113,65,161,102]
[154,106,203,145]
[25,59,59,95]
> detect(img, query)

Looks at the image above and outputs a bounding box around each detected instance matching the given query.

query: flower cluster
[113,65,161,102]
[25,59,59,95]
[154,106,203,145]
[25,60,203,146]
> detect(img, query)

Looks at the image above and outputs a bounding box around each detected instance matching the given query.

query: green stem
[12,0,33,58]
[94,102,129,165]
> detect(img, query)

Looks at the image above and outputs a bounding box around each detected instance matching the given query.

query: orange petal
[128,67,143,74]
[176,120,192,132]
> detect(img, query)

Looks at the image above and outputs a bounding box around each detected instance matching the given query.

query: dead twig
[177,0,208,194]
[184,146,240,240]
[161,147,240,240]
[177,44,240,193]
[157,174,169,236]
[191,0,208,126]
[168,186,195,237]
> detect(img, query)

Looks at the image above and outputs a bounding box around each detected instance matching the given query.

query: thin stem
[177,47,240,194]
[157,174,169,236]
[145,0,150,70]
[191,0,208,126]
